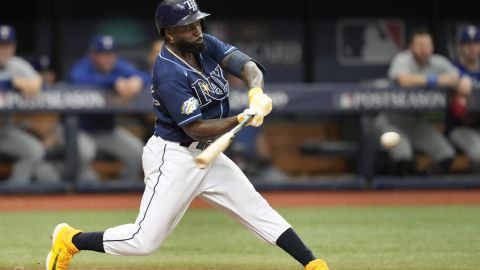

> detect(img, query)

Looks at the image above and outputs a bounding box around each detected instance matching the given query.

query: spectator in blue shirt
[454,25,480,87]
[446,25,480,172]
[69,35,146,182]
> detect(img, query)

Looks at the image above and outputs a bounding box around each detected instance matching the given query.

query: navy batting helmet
[155,0,210,36]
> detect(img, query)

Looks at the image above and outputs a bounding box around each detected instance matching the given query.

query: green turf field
[1,206,479,270]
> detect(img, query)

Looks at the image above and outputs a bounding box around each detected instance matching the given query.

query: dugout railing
[0,83,479,193]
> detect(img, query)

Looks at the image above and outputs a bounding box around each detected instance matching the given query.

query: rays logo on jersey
[191,65,229,106]
[181,97,200,115]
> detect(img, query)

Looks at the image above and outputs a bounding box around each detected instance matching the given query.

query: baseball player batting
[46,1,330,270]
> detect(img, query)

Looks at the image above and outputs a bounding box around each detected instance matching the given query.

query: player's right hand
[437,73,460,88]
[12,76,41,99]
[237,107,264,127]
[456,75,472,97]
[248,87,273,116]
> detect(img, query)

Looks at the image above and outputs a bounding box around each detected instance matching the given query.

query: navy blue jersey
[454,60,480,89]
[151,34,237,143]
[445,60,480,135]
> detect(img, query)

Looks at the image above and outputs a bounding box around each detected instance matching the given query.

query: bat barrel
[194,114,254,169]
[195,157,210,169]
[194,130,235,169]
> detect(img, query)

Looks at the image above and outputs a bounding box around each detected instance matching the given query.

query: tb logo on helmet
[184,0,198,12]
[155,0,210,35]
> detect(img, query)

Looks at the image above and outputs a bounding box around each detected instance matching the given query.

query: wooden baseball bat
[195,114,254,169]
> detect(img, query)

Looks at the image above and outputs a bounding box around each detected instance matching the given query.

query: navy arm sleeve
[203,34,265,76]
[116,59,151,87]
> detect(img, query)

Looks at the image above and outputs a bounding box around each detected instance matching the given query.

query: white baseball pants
[102,135,291,255]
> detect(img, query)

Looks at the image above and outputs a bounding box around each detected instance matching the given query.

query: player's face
[460,42,480,63]
[410,34,433,66]
[168,20,205,53]
[0,43,15,67]
[90,52,117,74]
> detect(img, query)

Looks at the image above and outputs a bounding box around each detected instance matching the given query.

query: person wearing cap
[445,25,480,173]
[373,28,471,175]
[33,55,57,86]
[44,1,330,270]
[69,35,146,183]
[0,25,43,96]
[0,25,59,185]
[454,25,480,88]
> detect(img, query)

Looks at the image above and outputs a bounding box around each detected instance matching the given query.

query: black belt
[179,141,212,150]
[153,131,211,150]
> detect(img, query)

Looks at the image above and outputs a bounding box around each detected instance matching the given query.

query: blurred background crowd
[1,0,480,190]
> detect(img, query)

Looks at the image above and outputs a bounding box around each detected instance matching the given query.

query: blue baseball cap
[89,35,116,52]
[460,25,480,43]
[0,25,16,43]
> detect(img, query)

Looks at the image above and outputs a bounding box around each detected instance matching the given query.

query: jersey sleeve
[388,52,411,80]
[69,59,95,84]
[435,55,459,75]
[11,57,39,78]
[116,59,151,87]
[154,79,202,126]
[116,59,142,77]
[69,68,88,83]
[203,34,238,63]
[454,61,468,76]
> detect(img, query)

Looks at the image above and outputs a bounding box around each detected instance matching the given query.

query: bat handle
[231,114,254,135]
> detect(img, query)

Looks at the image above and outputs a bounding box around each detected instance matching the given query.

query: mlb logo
[337,19,405,65]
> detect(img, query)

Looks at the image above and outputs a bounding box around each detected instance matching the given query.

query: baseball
[380,132,400,148]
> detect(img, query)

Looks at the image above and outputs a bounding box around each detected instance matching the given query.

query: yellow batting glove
[237,107,264,127]
[248,87,272,115]
[248,87,264,102]
[250,113,264,127]
[250,93,272,116]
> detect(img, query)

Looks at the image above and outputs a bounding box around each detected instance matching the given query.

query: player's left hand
[456,75,472,97]
[115,76,143,100]
[249,88,272,116]
[237,107,264,127]
[12,76,41,99]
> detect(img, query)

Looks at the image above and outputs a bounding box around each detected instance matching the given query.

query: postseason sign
[1,84,475,114]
